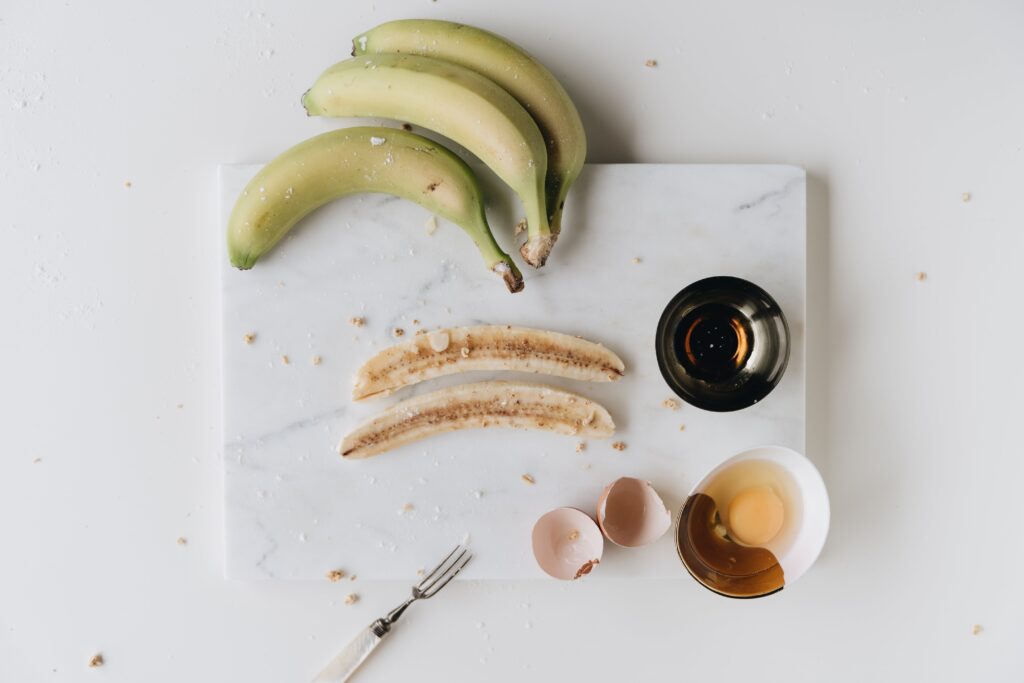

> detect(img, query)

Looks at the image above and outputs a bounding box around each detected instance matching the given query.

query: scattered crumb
[298,532,308,542]
[568,530,580,541]
[399,503,414,515]
[631,256,642,264]
[281,355,290,365]
[312,355,322,366]
[350,575,357,581]
[401,123,413,131]
[972,624,983,636]
[415,329,426,336]
[32,457,42,464]
[326,569,346,582]
[412,319,420,325]
[176,403,184,409]
[473,490,483,499]
[514,218,527,236]
[277,281,286,288]
[176,537,187,546]
[915,271,928,282]
[416,568,426,577]
[575,441,586,453]
[679,424,687,431]
[611,441,627,451]
[644,59,658,67]
[393,327,405,338]
[662,398,678,410]
[124,180,133,188]
[961,192,972,203]
[243,332,256,345]
[424,215,438,235]
[88,654,104,668]
[344,593,359,605]
[460,346,470,358]
[349,317,365,327]
[582,463,592,470]
[521,473,535,485]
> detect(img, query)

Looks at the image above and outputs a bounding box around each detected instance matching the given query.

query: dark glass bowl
[655,276,790,412]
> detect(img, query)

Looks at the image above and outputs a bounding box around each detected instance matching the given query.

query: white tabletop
[2,1,1022,681]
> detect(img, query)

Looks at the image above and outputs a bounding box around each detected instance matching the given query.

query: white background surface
[2,0,1022,680]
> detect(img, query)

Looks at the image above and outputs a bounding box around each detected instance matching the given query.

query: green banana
[301,53,555,267]
[353,19,587,266]
[227,127,524,293]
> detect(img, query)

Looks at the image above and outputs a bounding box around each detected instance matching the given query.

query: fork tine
[417,544,462,590]
[421,552,471,598]
[419,547,469,595]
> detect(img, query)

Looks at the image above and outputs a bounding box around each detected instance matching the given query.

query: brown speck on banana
[352,325,625,400]
[339,381,615,459]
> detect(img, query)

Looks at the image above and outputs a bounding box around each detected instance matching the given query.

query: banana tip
[494,262,525,293]
[520,234,557,268]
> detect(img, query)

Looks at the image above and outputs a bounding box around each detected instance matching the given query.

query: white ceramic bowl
[676,445,829,597]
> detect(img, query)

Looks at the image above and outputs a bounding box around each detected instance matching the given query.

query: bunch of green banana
[228,19,585,288]
[351,19,587,267]
[227,127,523,292]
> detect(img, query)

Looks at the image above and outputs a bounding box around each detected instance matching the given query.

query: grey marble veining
[221,163,806,580]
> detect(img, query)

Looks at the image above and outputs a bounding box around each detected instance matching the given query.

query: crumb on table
[416,568,425,577]
[88,654,104,668]
[972,624,983,636]
[281,355,290,365]
[962,192,972,203]
[176,537,187,546]
[399,503,414,514]
[393,327,405,338]
[662,398,678,410]
[349,317,366,327]
[124,180,132,188]
[679,424,687,431]
[644,59,658,67]
[326,569,346,582]
[312,355,322,366]
[243,332,256,345]
[424,216,438,235]
[575,441,586,453]
[915,271,927,282]
[611,441,627,451]
[631,256,642,264]
[521,473,535,485]
[32,457,42,464]
[568,530,580,541]
[344,593,359,605]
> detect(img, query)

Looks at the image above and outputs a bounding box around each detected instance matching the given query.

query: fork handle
[311,619,389,683]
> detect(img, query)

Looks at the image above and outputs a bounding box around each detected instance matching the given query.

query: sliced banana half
[340,381,615,459]
[353,325,625,400]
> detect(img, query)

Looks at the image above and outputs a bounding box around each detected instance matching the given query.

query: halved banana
[340,381,615,459]
[352,325,625,400]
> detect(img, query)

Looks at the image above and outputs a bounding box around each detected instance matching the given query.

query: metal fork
[311,545,472,683]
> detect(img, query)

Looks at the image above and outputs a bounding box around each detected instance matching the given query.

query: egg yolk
[727,485,785,546]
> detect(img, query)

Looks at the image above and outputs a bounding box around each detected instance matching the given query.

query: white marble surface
[222,163,806,579]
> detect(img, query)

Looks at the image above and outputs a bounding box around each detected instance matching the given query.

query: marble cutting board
[220,163,806,580]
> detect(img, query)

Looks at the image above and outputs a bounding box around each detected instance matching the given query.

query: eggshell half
[531,507,604,580]
[596,477,672,547]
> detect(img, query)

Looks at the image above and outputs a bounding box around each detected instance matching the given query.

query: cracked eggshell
[596,477,672,547]
[531,507,603,580]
